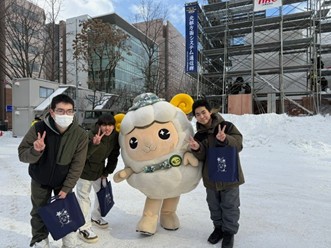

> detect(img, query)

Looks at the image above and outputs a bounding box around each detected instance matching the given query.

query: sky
[35,0,204,36]
[1,113,331,247]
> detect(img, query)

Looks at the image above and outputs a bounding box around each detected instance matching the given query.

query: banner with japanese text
[254,0,282,11]
[185,3,198,73]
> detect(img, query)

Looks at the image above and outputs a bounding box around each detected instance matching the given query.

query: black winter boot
[207,226,223,244]
[222,232,234,248]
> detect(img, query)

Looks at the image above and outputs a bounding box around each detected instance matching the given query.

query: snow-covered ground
[0,113,330,248]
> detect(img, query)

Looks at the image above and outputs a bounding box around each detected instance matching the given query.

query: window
[28,45,38,55]
[231,36,245,46]
[30,63,40,72]
[39,87,54,98]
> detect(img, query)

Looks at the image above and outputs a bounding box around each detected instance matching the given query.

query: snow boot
[222,232,234,248]
[207,226,223,244]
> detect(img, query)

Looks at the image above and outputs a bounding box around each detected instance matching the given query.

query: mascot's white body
[114,93,201,235]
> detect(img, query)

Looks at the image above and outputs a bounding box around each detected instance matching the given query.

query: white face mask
[54,114,74,128]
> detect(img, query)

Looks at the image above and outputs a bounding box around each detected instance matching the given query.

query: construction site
[187,0,331,115]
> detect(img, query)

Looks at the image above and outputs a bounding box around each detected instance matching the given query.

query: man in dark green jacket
[76,114,120,243]
[189,99,244,248]
[18,94,88,248]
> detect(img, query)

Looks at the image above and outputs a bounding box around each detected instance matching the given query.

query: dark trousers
[30,179,61,247]
[206,187,240,234]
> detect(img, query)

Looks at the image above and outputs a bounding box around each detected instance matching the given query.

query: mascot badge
[114,93,202,235]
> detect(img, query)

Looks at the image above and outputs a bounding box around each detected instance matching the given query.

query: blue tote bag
[38,192,85,240]
[97,179,114,217]
[207,146,239,182]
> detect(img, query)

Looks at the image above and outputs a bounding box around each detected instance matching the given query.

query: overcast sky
[35,0,204,36]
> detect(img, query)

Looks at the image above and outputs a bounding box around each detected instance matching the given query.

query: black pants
[30,179,61,247]
[206,187,240,234]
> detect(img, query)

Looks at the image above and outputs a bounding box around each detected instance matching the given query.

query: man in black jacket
[18,94,88,248]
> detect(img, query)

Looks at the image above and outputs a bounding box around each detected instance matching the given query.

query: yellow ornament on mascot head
[114,92,202,235]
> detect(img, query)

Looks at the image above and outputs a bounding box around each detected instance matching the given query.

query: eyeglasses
[54,108,75,116]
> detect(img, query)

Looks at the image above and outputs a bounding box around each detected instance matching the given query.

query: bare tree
[4,0,46,79]
[73,18,131,107]
[42,0,63,82]
[132,0,168,97]
[132,0,191,100]
[0,0,9,123]
[0,0,47,123]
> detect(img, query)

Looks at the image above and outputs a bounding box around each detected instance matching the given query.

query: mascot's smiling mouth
[143,154,182,173]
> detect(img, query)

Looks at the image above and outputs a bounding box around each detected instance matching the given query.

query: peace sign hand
[34,131,46,152]
[216,124,226,142]
[92,128,105,145]
[189,136,200,151]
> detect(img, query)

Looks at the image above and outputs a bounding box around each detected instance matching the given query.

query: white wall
[66,15,89,88]
[12,78,58,137]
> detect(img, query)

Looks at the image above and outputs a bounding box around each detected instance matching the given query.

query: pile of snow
[0,113,330,248]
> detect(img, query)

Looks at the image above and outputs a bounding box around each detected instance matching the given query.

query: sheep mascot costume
[114,92,202,235]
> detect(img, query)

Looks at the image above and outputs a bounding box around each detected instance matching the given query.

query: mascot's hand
[183,152,199,167]
[113,168,134,183]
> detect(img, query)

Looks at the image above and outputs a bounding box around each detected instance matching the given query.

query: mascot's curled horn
[114,92,202,235]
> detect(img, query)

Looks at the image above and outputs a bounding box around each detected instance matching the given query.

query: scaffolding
[194,0,331,114]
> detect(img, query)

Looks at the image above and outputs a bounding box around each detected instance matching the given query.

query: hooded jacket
[192,113,245,191]
[80,126,120,181]
[18,114,88,193]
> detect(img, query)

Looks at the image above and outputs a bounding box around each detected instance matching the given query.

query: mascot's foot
[160,212,180,231]
[136,214,158,235]
[136,230,154,236]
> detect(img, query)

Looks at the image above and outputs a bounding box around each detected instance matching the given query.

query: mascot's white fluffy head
[117,93,201,199]
[119,93,193,172]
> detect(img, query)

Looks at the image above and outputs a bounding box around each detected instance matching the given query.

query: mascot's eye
[129,137,138,149]
[158,129,170,140]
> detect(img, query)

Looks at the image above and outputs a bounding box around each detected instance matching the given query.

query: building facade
[65,13,195,104]
[1,4,197,131]
[0,0,46,129]
[65,15,90,88]
[134,19,196,100]
[4,0,46,79]
[65,14,152,99]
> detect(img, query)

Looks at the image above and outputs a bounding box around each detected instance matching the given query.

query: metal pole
[311,0,319,114]
[75,18,80,122]
[164,22,169,100]
[0,0,6,123]
[317,0,322,114]
[279,6,285,113]
[196,69,200,99]
[251,12,255,113]
[221,1,229,113]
